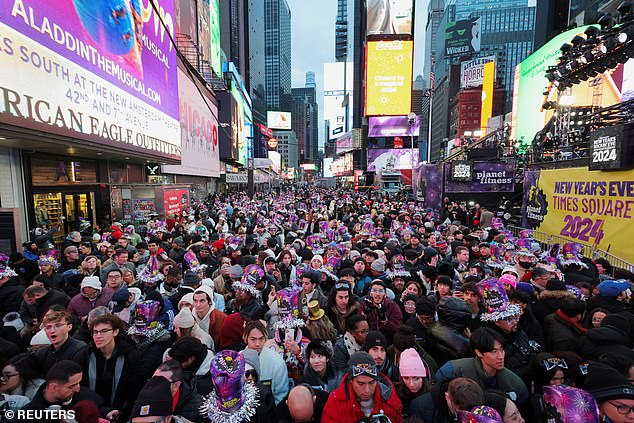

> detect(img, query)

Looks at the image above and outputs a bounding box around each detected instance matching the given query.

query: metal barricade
[507,225,634,275]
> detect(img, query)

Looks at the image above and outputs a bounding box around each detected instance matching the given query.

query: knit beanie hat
[173,307,195,329]
[585,362,634,402]
[219,312,245,349]
[364,331,388,352]
[81,276,102,292]
[371,258,386,273]
[183,270,201,287]
[179,293,195,309]
[130,377,174,419]
[399,348,427,377]
[348,351,379,380]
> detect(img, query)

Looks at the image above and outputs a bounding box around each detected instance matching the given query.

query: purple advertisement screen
[443,161,516,193]
[367,149,418,172]
[368,116,420,137]
[0,0,179,120]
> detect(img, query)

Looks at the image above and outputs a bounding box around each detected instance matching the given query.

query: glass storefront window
[34,193,63,226]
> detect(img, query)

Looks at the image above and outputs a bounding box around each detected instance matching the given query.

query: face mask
[518,261,533,269]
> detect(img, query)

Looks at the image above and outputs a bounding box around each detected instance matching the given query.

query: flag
[430,70,435,90]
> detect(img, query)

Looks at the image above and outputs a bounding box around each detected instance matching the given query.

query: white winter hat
[173,307,195,329]
[81,276,102,291]
[30,329,51,346]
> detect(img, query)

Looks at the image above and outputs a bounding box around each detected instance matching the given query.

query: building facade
[273,130,299,174]
[264,0,292,109]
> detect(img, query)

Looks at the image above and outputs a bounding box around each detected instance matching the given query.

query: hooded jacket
[326,302,362,336]
[0,278,24,317]
[322,373,403,423]
[532,289,575,324]
[67,287,114,319]
[364,297,403,343]
[543,311,587,352]
[485,323,541,381]
[575,325,634,361]
[425,297,473,366]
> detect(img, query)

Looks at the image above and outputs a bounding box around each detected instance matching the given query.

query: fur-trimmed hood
[538,289,575,301]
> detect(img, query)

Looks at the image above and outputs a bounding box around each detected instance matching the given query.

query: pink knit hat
[499,273,517,289]
[399,348,427,377]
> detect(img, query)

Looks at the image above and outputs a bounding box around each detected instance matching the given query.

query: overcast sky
[286,0,429,148]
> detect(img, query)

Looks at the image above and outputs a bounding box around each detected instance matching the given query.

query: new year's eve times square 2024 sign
[523,167,634,264]
[0,0,181,160]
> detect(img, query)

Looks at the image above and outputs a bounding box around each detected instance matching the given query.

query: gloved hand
[376,303,387,321]
[363,297,375,315]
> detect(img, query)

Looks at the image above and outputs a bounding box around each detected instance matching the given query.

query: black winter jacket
[575,326,634,361]
[424,297,473,366]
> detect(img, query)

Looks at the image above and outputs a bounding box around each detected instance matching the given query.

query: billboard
[522,167,634,264]
[365,40,414,116]
[368,116,420,137]
[511,25,634,144]
[323,157,334,178]
[163,69,220,177]
[0,0,181,160]
[324,62,354,140]
[443,161,515,193]
[218,90,242,161]
[209,0,222,77]
[460,56,496,88]
[445,18,481,57]
[367,149,418,172]
[336,129,362,154]
[331,153,354,176]
[414,163,443,210]
[366,0,413,35]
[267,111,292,130]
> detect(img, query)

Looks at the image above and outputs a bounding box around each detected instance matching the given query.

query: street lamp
[407,112,417,176]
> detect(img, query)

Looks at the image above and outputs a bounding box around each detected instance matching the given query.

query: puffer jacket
[424,297,473,366]
[575,325,634,361]
[322,373,403,423]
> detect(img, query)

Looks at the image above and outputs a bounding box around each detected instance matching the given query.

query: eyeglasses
[543,358,568,371]
[335,283,350,290]
[351,363,378,378]
[0,373,19,381]
[245,369,257,379]
[107,275,122,280]
[91,328,114,336]
[608,401,634,415]
[370,288,385,294]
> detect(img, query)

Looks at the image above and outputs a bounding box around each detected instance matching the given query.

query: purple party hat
[274,286,304,330]
[38,250,60,270]
[128,300,162,337]
[201,350,259,423]
[137,255,165,285]
[560,242,587,268]
[232,264,263,295]
[459,406,503,423]
[183,250,207,273]
[543,385,600,423]
[477,278,521,322]
[388,254,410,279]
[0,252,17,279]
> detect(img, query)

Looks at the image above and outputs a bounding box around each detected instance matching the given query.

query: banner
[336,129,361,154]
[445,18,481,57]
[0,0,181,160]
[365,40,413,116]
[589,125,631,171]
[324,62,354,140]
[368,116,420,137]
[444,161,515,193]
[450,161,473,182]
[413,163,442,210]
[460,56,496,88]
[522,167,634,263]
[163,69,219,177]
[267,111,291,130]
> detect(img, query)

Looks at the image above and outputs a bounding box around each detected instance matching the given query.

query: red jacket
[322,373,403,423]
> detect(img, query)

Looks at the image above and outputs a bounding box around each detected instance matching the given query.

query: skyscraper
[335,0,348,61]
[292,72,319,163]
[248,0,267,125]
[264,0,292,110]
[423,0,445,87]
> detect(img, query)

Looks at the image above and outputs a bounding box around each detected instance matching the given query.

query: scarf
[556,309,588,335]
[343,331,362,357]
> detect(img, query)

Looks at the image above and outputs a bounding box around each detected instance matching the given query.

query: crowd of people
[1,187,633,423]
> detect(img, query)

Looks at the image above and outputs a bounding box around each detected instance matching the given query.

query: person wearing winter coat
[425,296,473,366]
[325,281,361,336]
[331,314,369,372]
[152,360,207,423]
[575,313,634,361]
[172,307,214,350]
[300,339,344,393]
[395,348,431,414]
[364,331,400,384]
[82,314,145,422]
[0,354,44,401]
[192,286,226,348]
[242,321,289,405]
[587,278,634,314]
[361,280,403,343]
[0,268,24,317]
[166,336,214,396]
[543,297,588,352]
[242,348,276,423]
[66,276,114,321]
[322,351,403,423]
[434,327,528,406]
[532,280,576,324]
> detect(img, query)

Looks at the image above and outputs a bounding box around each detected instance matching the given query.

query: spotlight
[577,121,584,125]
[571,111,577,116]
[617,32,628,43]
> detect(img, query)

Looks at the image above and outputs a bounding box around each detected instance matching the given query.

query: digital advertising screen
[324,62,354,140]
[365,40,414,116]
[445,18,481,57]
[367,148,418,172]
[366,0,413,35]
[368,115,420,137]
[267,111,292,130]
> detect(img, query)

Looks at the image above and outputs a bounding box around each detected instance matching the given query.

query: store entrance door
[63,193,94,232]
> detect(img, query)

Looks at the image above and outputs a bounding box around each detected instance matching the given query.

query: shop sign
[226,173,248,184]
[31,156,97,186]
[444,161,515,193]
[336,129,362,154]
[0,0,181,160]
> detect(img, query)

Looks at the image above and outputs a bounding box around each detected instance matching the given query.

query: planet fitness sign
[0,0,181,160]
